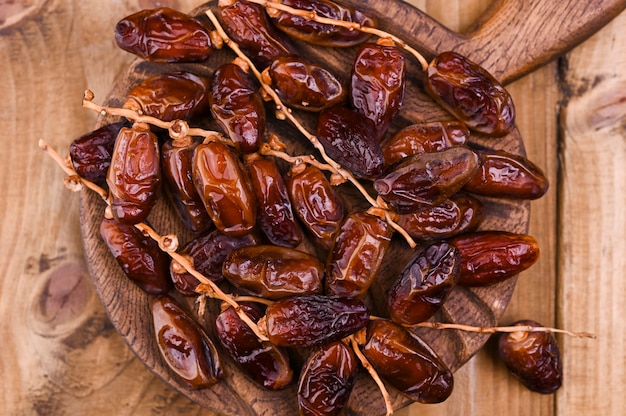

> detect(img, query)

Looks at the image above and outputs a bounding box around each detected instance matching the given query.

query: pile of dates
[68,0,562,414]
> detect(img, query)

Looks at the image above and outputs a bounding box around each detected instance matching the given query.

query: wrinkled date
[464,150,549,200]
[298,341,358,416]
[100,217,171,295]
[317,105,385,179]
[107,123,161,224]
[124,72,210,122]
[450,231,540,286]
[161,137,212,233]
[268,55,346,111]
[381,121,470,166]
[326,211,392,298]
[210,62,266,153]
[374,146,480,213]
[219,0,297,68]
[395,194,484,241]
[362,319,453,403]
[193,141,257,236]
[425,51,515,137]
[263,295,369,347]
[169,229,261,296]
[498,320,562,394]
[270,0,377,47]
[152,296,223,389]
[387,242,460,325]
[215,303,293,390]
[351,40,405,140]
[115,7,215,62]
[69,121,128,185]
[222,245,324,299]
[245,155,303,247]
[286,165,345,250]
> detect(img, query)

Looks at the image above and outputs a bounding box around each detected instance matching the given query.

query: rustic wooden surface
[0,0,624,415]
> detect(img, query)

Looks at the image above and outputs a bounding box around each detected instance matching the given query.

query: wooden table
[1,1,624,415]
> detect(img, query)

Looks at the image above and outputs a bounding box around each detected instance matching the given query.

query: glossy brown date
[100,217,171,295]
[125,71,210,122]
[209,62,266,153]
[374,146,480,214]
[162,137,212,233]
[69,121,128,186]
[450,231,540,287]
[425,51,515,137]
[192,141,257,237]
[464,150,549,200]
[170,229,261,296]
[151,296,223,389]
[222,245,324,299]
[264,295,369,347]
[387,242,460,325]
[215,303,293,390]
[115,8,214,63]
[286,165,344,250]
[270,0,377,47]
[107,123,161,224]
[351,40,405,140]
[218,0,297,68]
[395,194,484,241]
[317,105,385,179]
[326,211,392,298]
[381,121,470,166]
[362,319,453,403]
[268,55,346,111]
[245,155,303,247]
[298,341,358,416]
[498,320,563,394]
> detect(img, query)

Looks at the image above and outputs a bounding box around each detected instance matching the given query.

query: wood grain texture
[0,0,624,415]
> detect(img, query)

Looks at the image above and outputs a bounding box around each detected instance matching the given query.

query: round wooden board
[79,1,529,415]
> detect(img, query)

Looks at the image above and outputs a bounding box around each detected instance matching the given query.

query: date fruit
[498,320,562,394]
[152,296,223,389]
[222,245,324,299]
[107,122,161,224]
[298,341,358,416]
[425,51,515,137]
[387,242,460,325]
[450,231,540,286]
[362,319,453,403]
[215,303,293,390]
[264,295,369,347]
[115,8,214,62]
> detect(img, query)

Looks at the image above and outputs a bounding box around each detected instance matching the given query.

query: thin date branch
[413,321,596,339]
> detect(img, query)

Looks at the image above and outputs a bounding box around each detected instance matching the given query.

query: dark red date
[268,55,346,111]
[464,150,549,199]
[351,40,405,140]
[222,245,324,299]
[152,296,223,389]
[317,105,385,179]
[107,123,161,224]
[115,8,214,62]
[210,62,266,153]
[298,341,358,416]
[100,217,171,295]
[425,51,515,137]
[387,242,460,325]
[264,295,369,347]
[326,211,392,298]
[215,303,293,390]
[498,320,562,394]
[192,141,257,236]
[450,231,540,286]
[374,146,480,213]
[362,319,453,403]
